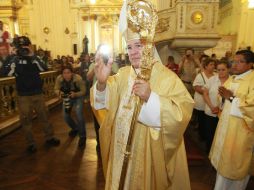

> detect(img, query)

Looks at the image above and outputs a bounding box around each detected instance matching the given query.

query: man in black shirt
[8,36,60,153]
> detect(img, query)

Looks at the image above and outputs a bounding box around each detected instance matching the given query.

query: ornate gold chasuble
[111,65,140,190]
[91,62,194,190]
[209,71,254,180]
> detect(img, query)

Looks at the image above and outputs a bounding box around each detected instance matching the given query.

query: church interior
[1,0,254,189]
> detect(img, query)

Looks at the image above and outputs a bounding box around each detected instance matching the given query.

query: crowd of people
[1,4,254,188]
[164,48,254,190]
[164,48,248,155]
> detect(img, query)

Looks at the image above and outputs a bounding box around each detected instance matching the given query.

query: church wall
[217,0,241,36]
[236,1,254,50]
[207,0,254,56]
[4,0,254,60]
[14,0,123,58]
[16,0,83,58]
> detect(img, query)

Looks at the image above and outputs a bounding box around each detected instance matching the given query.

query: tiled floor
[0,104,253,190]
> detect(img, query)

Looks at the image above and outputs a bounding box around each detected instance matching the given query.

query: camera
[12,36,31,57]
[97,44,111,64]
[61,93,71,113]
[60,83,72,113]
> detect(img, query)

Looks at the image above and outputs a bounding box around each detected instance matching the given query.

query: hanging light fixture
[248,0,254,9]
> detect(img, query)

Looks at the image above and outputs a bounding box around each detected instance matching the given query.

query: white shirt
[193,72,209,111]
[204,75,221,117]
[230,70,252,118]
[93,84,161,130]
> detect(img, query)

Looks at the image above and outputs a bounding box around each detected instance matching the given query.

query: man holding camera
[179,48,201,96]
[54,63,86,148]
[7,36,60,153]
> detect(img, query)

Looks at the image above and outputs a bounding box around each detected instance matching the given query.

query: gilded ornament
[191,11,203,24]
[127,0,158,42]
[127,0,158,79]
[43,27,50,34]
[156,17,170,33]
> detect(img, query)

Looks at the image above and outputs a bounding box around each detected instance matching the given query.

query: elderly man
[90,1,194,189]
[209,50,254,190]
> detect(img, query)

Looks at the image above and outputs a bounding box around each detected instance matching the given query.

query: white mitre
[118,0,161,62]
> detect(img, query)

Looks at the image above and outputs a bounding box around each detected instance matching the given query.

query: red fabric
[1,31,10,43]
[0,30,10,50]
[166,63,179,75]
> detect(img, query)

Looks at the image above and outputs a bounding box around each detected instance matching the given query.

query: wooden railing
[0,76,17,118]
[0,71,61,137]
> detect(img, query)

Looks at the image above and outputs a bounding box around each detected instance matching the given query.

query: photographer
[7,36,60,153]
[54,63,86,148]
[178,48,201,96]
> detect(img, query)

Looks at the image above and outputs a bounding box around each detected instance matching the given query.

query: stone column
[90,15,96,53]
[94,15,99,52]
[112,15,119,54]
[8,17,16,37]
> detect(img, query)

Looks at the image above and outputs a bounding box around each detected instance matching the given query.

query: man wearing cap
[7,36,60,153]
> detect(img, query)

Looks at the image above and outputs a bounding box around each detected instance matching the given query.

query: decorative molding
[80,5,121,16]
[219,2,233,20]
[0,0,22,20]
[169,36,221,50]
[155,1,220,50]
[219,0,232,8]
[212,5,215,28]
[180,6,183,29]
[70,0,122,7]
[157,8,176,34]
[185,5,211,31]
[156,17,170,33]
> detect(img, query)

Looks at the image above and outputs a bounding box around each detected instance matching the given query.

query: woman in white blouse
[203,61,230,153]
[193,58,215,141]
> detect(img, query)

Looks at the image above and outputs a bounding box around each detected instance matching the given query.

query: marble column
[90,15,96,53]
[94,16,99,52]
[112,15,119,54]
[8,17,16,37]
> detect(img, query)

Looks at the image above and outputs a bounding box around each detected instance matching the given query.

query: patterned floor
[0,103,253,190]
